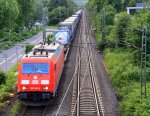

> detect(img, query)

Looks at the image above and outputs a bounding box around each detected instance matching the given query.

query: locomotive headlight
[22,86,28,90]
[45,87,48,90]
[43,86,48,90]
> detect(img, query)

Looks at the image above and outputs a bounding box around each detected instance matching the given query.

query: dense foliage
[0,0,39,51]
[0,0,35,31]
[105,49,150,115]
[0,0,19,30]
[0,0,77,51]
[48,0,77,25]
[25,44,35,54]
[0,69,6,85]
[0,65,18,101]
[86,0,150,115]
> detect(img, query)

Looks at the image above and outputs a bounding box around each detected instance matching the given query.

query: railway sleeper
[80,99,95,103]
[80,105,96,109]
[80,95,95,99]
[80,108,96,111]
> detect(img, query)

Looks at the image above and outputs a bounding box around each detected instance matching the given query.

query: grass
[0,63,23,115]
[0,103,6,110]
[0,64,18,106]
[104,48,150,115]
[11,101,21,116]
[46,25,57,29]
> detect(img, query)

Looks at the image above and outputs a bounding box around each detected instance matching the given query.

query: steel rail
[21,105,48,116]
[86,12,105,116]
[71,10,105,116]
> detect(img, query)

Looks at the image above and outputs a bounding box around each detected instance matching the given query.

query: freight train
[54,10,82,45]
[17,10,82,102]
[43,10,82,45]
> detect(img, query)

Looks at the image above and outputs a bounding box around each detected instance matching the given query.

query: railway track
[20,105,48,116]
[71,11,105,116]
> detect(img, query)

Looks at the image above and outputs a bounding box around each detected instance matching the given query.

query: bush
[0,69,7,85]
[0,103,6,110]
[104,48,150,115]
[0,64,18,101]
[25,44,34,54]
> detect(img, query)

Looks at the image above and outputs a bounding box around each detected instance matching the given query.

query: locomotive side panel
[53,46,64,95]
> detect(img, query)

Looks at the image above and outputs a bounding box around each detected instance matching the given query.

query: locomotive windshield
[22,63,49,74]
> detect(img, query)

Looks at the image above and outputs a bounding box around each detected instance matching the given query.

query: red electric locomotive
[17,42,64,101]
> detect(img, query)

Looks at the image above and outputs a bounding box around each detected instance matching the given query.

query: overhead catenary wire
[96,27,143,33]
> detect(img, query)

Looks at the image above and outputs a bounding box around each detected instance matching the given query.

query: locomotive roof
[25,42,62,58]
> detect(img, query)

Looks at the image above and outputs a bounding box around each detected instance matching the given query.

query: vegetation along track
[71,11,105,116]
[20,105,48,116]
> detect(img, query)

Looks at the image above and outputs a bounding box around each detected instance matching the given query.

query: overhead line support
[141,26,147,99]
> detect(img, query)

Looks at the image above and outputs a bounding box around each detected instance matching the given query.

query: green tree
[48,6,68,25]
[42,0,50,7]
[48,0,77,25]
[111,0,123,12]
[0,0,19,30]
[48,0,69,11]
[106,5,116,25]
[16,0,36,28]
[33,0,44,21]
[67,0,77,16]
[114,12,131,47]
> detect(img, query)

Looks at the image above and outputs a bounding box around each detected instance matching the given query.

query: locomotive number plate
[32,80,38,84]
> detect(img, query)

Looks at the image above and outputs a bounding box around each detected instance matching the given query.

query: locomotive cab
[17,43,64,101]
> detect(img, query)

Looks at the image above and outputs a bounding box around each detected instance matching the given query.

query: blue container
[58,22,73,35]
[54,29,71,45]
